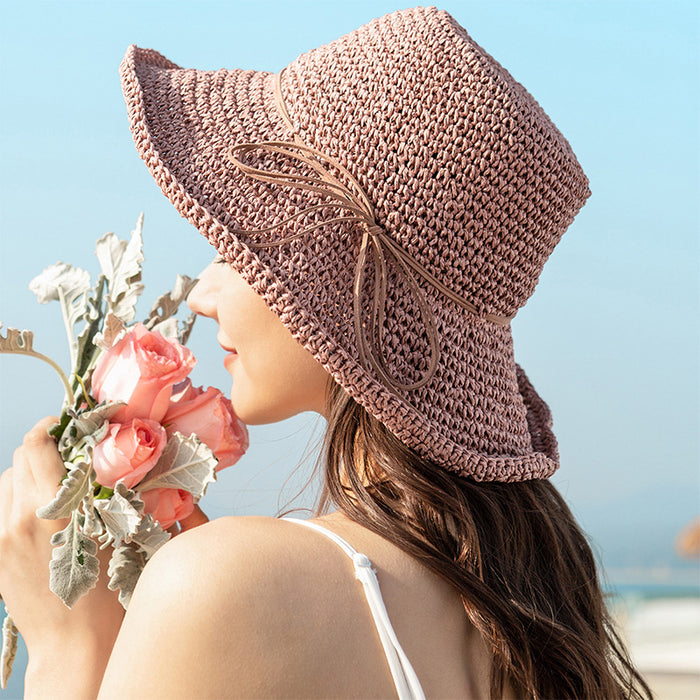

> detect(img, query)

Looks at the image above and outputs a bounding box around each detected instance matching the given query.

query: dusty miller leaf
[93,312,126,351]
[94,482,145,549]
[128,513,171,559]
[48,510,100,608]
[144,274,197,331]
[178,312,197,345]
[149,317,179,339]
[137,432,217,501]
[73,273,107,393]
[29,262,91,368]
[28,261,90,305]
[81,492,104,539]
[58,401,123,459]
[150,311,196,344]
[0,610,18,690]
[36,460,95,521]
[0,324,34,353]
[95,214,144,323]
[107,543,146,610]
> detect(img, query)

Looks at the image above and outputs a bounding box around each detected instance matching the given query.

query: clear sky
[1,0,698,589]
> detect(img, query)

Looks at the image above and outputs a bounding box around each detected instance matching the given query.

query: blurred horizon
[1,0,698,578]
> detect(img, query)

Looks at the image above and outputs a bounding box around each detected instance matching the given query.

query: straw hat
[119,5,591,482]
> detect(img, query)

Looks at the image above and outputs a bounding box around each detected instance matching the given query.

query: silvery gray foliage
[100,499,171,610]
[48,510,100,608]
[145,274,198,344]
[95,482,146,550]
[107,543,146,610]
[94,312,126,351]
[35,460,96,521]
[57,401,123,460]
[0,324,33,353]
[138,432,218,502]
[127,513,171,559]
[0,611,18,690]
[29,262,91,368]
[72,274,107,396]
[95,213,145,324]
[37,402,124,520]
[179,312,197,346]
[81,492,104,539]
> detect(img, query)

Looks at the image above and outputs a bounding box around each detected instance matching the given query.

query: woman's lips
[218,339,237,354]
[223,348,238,370]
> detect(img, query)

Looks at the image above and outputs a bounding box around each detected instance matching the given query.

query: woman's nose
[186,263,218,319]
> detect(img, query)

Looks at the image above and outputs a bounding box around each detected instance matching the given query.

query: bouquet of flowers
[0,215,249,687]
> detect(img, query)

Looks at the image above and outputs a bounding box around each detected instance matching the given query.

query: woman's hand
[0,417,125,658]
[0,416,209,698]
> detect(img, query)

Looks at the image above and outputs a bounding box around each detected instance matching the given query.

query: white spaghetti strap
[282,517,427,700]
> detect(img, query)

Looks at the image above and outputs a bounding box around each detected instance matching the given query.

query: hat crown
[280,5,591,318]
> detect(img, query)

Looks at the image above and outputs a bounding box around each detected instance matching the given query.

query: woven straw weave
[119,5,591,481]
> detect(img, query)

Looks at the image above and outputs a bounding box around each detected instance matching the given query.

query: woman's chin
[229,394,302,426]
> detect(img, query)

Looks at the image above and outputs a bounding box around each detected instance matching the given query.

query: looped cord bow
[225,66,514,393]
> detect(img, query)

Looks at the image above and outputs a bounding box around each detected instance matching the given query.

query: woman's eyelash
[213,257,228,265]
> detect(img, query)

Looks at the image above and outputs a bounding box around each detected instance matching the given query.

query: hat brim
[119,44,559,482]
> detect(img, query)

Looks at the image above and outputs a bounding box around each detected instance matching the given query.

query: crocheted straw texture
[119,5,590,482]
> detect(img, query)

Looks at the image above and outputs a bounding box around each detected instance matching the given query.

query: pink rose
[93,418,167,490]
[140,488,194,530]
[91,322,196,423]
[163,379,249,471]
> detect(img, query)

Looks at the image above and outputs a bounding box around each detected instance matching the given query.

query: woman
[0,6,652,699]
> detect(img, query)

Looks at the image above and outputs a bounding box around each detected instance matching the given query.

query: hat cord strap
[224,69,514,393]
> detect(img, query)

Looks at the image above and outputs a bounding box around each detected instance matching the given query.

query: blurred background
[1,1,698,697]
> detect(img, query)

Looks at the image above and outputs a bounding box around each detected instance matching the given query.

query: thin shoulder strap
[282,517,426,700]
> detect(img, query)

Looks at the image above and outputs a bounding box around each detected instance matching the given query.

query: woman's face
[187,256,331,424]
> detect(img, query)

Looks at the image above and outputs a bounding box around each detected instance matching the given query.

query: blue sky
[1,0,698,585]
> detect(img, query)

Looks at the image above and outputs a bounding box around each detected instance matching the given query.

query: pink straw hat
[119,5,590,482]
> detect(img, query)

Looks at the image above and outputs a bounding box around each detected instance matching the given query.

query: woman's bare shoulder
[98,515,337,699]
[136,514,325,630]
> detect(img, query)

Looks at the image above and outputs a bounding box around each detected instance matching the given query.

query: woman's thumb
[178,504,210,532]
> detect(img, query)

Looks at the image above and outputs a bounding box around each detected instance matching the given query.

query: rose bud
[163,379,249,471]
[92,418,167,490]
[140,488,194,530]
[91,322,196,423]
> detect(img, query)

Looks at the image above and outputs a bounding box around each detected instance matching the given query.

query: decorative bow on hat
[225,68,513,394]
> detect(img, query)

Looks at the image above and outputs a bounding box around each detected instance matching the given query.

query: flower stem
[4,349,76,406]
[57,286,77,370]
[73,374,94,409]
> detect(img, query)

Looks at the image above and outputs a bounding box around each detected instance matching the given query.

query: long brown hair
[308,377,653,700]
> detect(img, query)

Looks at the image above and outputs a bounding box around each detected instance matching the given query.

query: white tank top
[282,516,427,700]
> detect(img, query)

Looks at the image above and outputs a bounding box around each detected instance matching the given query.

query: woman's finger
[0,467,14,532]
[177,504,209,533]
[21,416,65,502]
[11,446,38,521]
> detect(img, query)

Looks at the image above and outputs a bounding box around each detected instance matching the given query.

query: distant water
[603,564,699,600]
[607,581,700,603]
[604,573,700,681]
